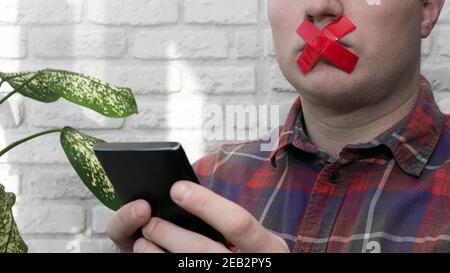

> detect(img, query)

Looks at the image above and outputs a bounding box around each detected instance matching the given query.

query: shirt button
[329,171,340,184]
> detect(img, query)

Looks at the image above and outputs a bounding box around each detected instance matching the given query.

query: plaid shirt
[193,76,449,253]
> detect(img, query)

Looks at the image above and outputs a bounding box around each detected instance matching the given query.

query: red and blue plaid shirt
[193,76,449,253]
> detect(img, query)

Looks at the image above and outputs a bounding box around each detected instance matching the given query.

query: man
[107,0,449,253]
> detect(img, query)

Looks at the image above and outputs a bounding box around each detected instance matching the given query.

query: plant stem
[0,90,18,105]
[0,78,4,101]
[0,128,62,158]
[0,72,41,106]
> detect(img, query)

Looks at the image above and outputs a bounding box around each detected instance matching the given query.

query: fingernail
[144,218,158,236]
[132,203,146,220]
[135,243,146,253]
[172,182,192,202]
[134,239,149,253]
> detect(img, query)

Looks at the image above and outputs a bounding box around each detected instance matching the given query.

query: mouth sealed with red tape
[296,16,359,74]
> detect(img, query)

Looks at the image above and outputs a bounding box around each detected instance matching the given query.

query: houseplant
[0,69,138,253]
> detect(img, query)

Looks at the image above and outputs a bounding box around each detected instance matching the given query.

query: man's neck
[301,73,421,161]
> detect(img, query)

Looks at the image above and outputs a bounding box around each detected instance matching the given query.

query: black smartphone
[93,142,226,245]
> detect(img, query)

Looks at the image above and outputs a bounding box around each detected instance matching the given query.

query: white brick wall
[0,0,449,253]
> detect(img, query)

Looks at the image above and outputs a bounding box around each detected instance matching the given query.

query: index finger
[170,181,285,252]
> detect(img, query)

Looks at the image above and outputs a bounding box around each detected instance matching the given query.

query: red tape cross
[296,16,359,74]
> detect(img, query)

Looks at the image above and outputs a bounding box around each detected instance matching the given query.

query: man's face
[268,0,428,108]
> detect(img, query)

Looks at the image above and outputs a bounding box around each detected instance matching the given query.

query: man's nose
[304,0,344,26]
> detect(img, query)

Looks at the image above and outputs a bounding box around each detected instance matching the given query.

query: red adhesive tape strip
[296,16,359,74]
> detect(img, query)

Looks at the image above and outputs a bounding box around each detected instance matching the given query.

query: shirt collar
[270,75,444,177]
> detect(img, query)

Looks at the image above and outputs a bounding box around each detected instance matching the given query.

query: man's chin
[292,63,366,107]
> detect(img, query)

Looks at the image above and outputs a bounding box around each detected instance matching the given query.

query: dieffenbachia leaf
[0,71,60,103]
[0,184,28,253]
[0,69,138,118]
[60,126,121,211]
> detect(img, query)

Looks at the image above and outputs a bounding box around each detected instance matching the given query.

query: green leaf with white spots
[0,184,28,253]
[38,69,138,118]
[0,71,61,103]
[0,69,138,118]
[60,127,121,211]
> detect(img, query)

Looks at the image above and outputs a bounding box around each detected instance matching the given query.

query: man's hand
[106,181,290,253]
[106,199,151,253]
